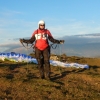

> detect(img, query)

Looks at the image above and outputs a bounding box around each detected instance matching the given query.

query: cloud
[0,40,33,54]
[0,9,23,36]
[0,8,22,17]
[48,20,100,37]
[1,33,100,57]
[0,18,36,39]
[1,8,100,41]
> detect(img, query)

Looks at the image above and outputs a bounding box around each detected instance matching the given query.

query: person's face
[39,24,45,29]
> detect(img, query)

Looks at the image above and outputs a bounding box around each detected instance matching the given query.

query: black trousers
[35,47,50,78]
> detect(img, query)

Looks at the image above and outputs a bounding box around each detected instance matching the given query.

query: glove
[59,40,64,44]
[19,38,23,43]
[19,38,26,43]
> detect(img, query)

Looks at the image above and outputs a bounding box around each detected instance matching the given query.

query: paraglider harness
[19,38,58,52]
[19,29,58,51]
[19,39,34,49]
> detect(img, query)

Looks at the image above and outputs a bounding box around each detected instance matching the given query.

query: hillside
[0,56,100,100]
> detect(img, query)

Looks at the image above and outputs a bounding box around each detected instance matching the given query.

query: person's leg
[35,48,44,79]
[43,47,50,79]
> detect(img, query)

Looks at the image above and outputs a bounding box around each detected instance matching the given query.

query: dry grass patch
[0,59,100,100]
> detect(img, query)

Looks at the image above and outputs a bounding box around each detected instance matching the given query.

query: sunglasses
[40,24,45,26]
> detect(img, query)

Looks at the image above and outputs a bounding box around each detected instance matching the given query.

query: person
[20,20,64,80]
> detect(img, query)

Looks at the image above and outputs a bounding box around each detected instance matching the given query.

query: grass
[0,57,100,100]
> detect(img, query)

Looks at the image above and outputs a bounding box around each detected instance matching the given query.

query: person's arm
[47,30,64,44]
[48,36,60,43]
[22,36,35,44]
[20,30,37,44]
[20,35,36,44]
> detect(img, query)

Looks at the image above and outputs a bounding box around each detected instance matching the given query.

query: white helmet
[38,20,45,27]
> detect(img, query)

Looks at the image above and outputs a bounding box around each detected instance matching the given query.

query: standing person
[20,20,64,80]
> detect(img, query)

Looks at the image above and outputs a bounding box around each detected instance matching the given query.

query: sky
[0,0,100,50]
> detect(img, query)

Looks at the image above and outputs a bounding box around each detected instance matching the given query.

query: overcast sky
[0,0,100,45]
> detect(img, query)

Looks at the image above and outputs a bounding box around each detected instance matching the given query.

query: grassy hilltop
[0,56,100,100]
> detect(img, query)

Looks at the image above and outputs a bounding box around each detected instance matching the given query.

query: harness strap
[50,43,57,49]
[19,39,34,49]
[19,28,57,50]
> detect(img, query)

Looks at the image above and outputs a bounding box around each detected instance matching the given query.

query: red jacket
[23,29,60,50]
[32,29,53,50]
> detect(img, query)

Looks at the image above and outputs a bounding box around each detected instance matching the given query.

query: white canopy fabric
[0,52,89,69]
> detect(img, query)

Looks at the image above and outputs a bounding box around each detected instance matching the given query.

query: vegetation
[0,56,100,100]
